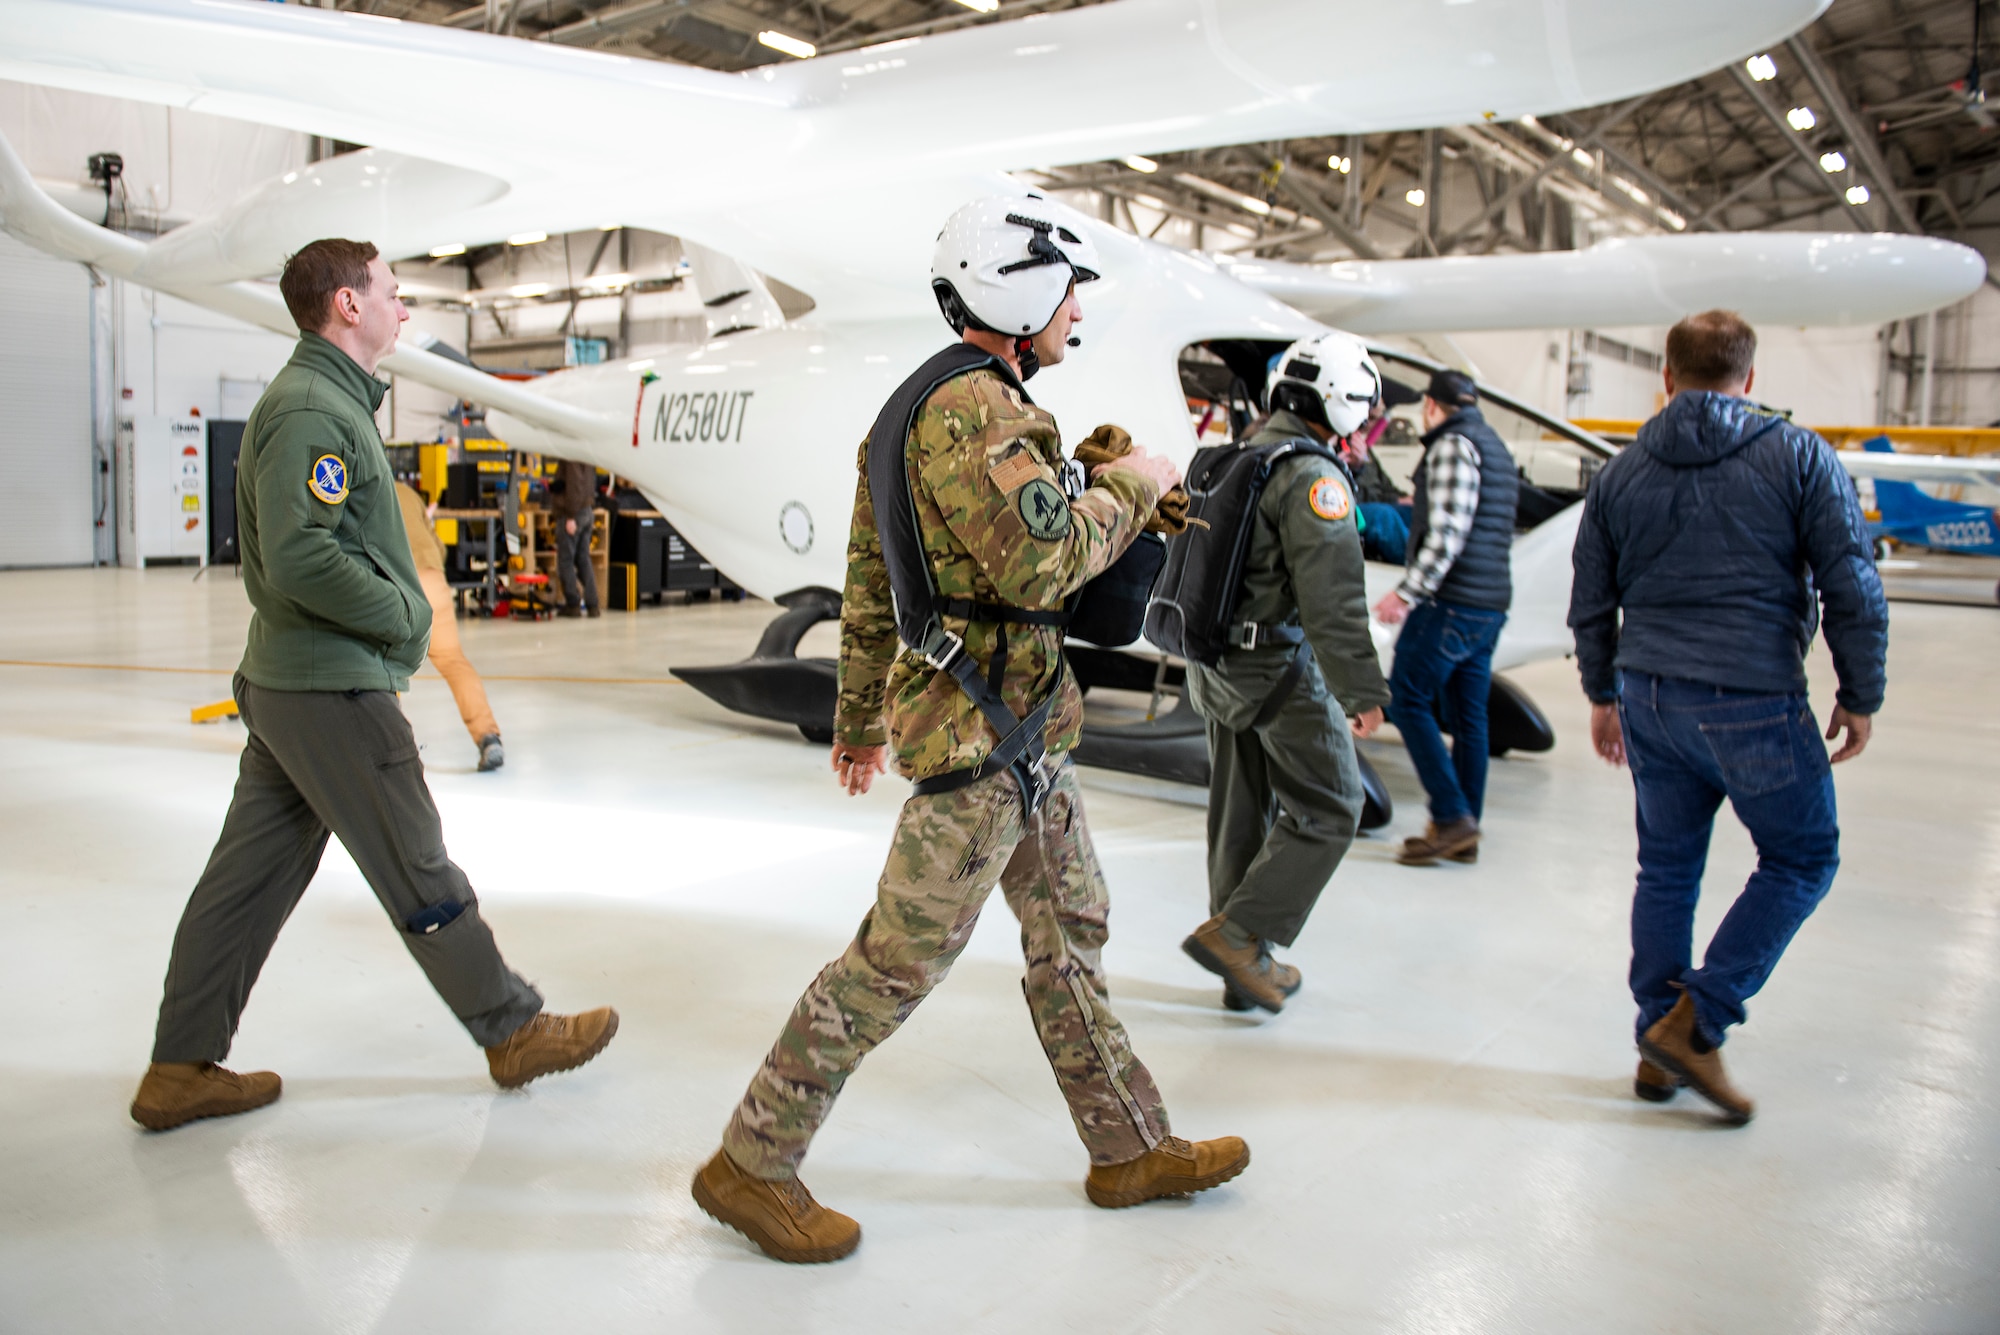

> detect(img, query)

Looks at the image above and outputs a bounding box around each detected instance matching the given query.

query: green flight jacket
[236,333,431,692]
[1185,410,1392,730]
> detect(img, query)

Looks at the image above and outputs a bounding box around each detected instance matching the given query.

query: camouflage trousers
[722,760,1170,1179]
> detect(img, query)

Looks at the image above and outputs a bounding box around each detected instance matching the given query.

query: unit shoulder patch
[1015,477,1072,540]
[1307,473,1352,522]
[987,450,1041,495]
[308,454,350,505]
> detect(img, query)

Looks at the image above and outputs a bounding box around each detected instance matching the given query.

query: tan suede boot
[1638,993,1754,1125]
[1634,1057,1679,1103]
[1397,817,1480,866]
[1085,1134,1251,1209]
[485,1007,619,1089]
[691,1149,861,1263]
[130,1061,282,1131]
[1182,915,1301,1013]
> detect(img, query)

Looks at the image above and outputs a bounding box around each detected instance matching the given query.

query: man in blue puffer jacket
[1569,309,1887,1126]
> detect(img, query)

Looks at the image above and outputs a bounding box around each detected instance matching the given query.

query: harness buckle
[921,628,968,673]
[1233,621,1259,651]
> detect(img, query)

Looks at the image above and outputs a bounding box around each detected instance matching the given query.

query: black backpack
[1143,436,1344,666]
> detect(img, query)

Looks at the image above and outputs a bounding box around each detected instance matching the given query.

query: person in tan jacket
[396,480,504,771]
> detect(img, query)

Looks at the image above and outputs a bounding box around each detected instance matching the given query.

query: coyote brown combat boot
[691,1149,861,1263]
[1634,1057,1679,1103]
[1397,817,1480,866]
[1085,1135,1251,1209]
[1182,915,1301,1013]
[130,1061,282,1131]
[485,1006,619,1089]
[1638,993,1754,1125]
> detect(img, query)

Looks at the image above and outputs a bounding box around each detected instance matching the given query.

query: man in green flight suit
[1181,333,1394,1013]
[129,239,617,1133]
[692,196,1250,1264]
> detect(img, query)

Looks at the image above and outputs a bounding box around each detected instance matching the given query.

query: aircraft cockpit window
[1178,339,1292,446]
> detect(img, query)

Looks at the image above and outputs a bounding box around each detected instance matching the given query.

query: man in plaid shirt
[1371,370,1519,866]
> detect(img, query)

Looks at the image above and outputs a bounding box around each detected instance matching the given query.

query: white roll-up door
[0,233,93,568]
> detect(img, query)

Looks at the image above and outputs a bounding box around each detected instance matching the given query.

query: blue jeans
[1619,670,1840,1048]
[1386,599,1507,825]
[1358,502,1409,564]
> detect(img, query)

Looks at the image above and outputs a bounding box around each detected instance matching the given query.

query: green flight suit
[150,334,542,1064]
[1184,410,1393,947]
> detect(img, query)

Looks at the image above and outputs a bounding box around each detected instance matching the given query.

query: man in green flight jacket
[131,239,617,1132]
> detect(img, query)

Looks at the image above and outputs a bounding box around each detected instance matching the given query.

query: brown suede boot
[1638,993,1754,1125]
[1634,1057,1679,1103]
[1397,817,1480,866]
[485,1007,619,1089]
[1085,1135,1251,1209]
[1182,915,1301,1013]
[691,1149,861,1263]
[130,1061,282,1131]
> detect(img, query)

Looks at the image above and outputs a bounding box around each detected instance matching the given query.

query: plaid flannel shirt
[1397,431,1482,604]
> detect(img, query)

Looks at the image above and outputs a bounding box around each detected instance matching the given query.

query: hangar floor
[0,568,1995,1334]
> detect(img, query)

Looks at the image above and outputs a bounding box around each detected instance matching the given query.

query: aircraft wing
[1218,233,1988,334]
[0,0,1830,317]
[1837,450,2000,488]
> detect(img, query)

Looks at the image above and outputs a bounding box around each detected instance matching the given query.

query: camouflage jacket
[836,363,1160,781]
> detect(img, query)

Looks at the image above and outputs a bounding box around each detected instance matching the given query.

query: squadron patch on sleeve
[1308,473,1352,522]
[308,454,350,504]
[1015,477,1073,540]
[987,450,1040,495]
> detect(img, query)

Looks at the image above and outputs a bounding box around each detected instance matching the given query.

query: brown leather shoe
[1397,817,1480,866]
[485,1006,618,1089]
[1638,993,1754,1125]
[1634,1057,1679,1103]
[130,1061,282,1131]
[1085,1134,1251,1209]
[1182,915,1300,1013]
[691,1149,861,1263]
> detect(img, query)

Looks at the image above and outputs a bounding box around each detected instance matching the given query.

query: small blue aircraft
[1863,435,2000,557]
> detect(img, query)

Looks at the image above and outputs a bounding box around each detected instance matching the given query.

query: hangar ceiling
[330,0,2000,264]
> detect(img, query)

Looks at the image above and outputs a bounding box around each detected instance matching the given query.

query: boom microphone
[1067,337,1081,347]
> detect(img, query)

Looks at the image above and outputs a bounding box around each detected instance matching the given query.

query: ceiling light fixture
[1819,150,1848,173]
[1123,154,1158,173]
[1786,106,1816,131]
[506,230,548,246]
[509,282,552,298]
[1845,184,1871,205]
[1745,53,1778,81]
[758,30,816,59]
[952,0,1000,11]
[428,243,466,258]
[1406,188,1426,207]
[1328,155,1351,174]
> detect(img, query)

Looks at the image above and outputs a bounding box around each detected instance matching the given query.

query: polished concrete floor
[1,567,1995,1334]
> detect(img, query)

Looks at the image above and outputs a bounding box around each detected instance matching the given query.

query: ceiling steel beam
[1785,33,1925,232]
[1726,61,1865,224]
[1433,94,1651,252]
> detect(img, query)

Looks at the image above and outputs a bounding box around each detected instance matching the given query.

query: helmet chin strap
[1015,335,1040,381]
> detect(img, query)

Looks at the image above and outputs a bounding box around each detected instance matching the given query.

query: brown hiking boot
[130,1061,282,1131]
[691,1149,861,1263]
[1638,993,1754,1125]
[1634,1057,1680,1103]
[1182,915,1301,1013]
[1397,817,1480,866]
[1085,1134,1251,1209]
[485,1006,619,1089]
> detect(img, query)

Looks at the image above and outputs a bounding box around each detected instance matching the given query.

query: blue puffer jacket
[1569,391,1888,714]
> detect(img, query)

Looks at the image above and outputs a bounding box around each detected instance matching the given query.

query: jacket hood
[1638,391,1786,467]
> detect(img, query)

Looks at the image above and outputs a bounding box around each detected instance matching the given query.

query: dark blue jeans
[1386,599,1507,825]
[1619,670,1840,1048]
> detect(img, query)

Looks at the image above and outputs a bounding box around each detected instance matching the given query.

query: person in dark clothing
[1569,309,1887,1126]
[554,456,600,617]
[1372,369,1519,866]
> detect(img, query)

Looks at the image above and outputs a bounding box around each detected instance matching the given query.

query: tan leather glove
[1072,424,1192,535]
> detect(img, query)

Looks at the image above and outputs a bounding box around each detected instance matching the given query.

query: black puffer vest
[1406,406,1518,611]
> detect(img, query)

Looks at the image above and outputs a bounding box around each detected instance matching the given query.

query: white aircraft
[0,0,1987,818]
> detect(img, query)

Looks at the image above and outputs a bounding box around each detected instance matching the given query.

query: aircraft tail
[0,129,615,444]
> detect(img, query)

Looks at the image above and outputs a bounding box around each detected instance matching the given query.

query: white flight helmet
[931,194,1101,339]
[1266,332,1382,437]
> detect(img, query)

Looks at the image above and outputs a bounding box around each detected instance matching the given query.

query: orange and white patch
[1308,474,1352,521]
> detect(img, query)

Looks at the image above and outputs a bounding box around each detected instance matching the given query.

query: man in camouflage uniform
[1182,333,1393,1014]
[692,197,1249,1264]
